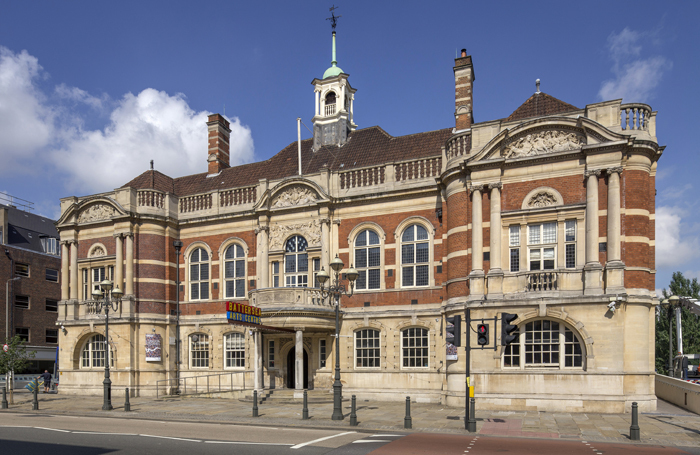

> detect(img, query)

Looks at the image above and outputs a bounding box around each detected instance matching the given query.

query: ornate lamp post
[316,254,358,421]
[92,279,122,411]
[173,240,183,395]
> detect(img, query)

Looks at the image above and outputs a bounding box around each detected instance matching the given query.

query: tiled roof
[122,126,452,197]
[506,92,579,122]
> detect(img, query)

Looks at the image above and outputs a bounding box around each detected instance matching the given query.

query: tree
[0,335,36,404]
[656,272,700,375]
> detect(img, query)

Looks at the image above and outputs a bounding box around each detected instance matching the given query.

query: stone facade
[55,46,661,413]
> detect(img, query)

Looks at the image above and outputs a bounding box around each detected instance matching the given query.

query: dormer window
[325,92,337,116]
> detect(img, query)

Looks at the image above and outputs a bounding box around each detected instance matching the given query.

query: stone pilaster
[69,241,78,300]
[125,232,134,296]
[114,234,124,292]
[60,241,70,301]
[255,221,269,288]
[584,170,603,294]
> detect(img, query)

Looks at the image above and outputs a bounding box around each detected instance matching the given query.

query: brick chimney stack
[454,49,475,131]
[207,114,231,175]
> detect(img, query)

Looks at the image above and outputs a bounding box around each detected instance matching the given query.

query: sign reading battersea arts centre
[226,302,261,325]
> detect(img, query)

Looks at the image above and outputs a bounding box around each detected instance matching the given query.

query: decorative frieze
[503,130,585,159]
[527,191,558,208]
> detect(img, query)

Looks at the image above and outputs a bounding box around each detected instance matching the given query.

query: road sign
[2,344,8,352]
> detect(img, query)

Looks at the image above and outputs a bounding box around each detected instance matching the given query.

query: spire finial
[535,79,541,94]
[326,5,341,30]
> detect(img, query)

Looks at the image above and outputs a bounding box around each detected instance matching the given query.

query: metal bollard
[2,386,7,409]
[32,386,39,410]
[302,390,309,420]
[252,390,259,417]
[404,396,412,429]
[630,401,640,441]
[467,397,477,433]
[124,388,131,412]
[349,395,358,426]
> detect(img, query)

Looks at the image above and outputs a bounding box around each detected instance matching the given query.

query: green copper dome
[322,31,343,79]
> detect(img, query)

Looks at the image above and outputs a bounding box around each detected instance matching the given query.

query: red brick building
[1,199,61,374]
[56,38,660,412]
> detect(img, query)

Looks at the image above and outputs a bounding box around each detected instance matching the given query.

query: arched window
[355,229,380,290]
[190,333,209,368]
[190,247,209,300]
[285,236,308,287]
[355,329,380,368]
[401,224,429,287]
[224,244,245,298]
[402,327,429,368]
[224,332,245,368]
[503,319,584,369]
[325,91,337,116]
[81,334,113,368]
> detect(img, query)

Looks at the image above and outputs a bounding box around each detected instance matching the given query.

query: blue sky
[0,1,698,294]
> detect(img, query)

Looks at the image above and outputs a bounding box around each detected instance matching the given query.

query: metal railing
[156,370,252,398]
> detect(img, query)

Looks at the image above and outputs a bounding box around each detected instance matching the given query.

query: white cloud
[0,47,53,171]
[599,27,671,102]
[655,206,699,268]
[0,46,255,195]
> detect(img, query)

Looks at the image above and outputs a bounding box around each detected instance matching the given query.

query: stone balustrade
[249,287,332,310]
[394,157,441,182]
[445,130,472,161]
[340,166,385,189]
[220,185,257,207]
[137,190,165,208]
[527,271,558,291]
[180,193,213,213]
[620,103,652,131]
[501,270,584,295]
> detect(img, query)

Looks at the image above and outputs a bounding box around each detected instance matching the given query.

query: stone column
[314,90,320,117]
[125,233,134,296]
[487,183,503,297]
[468,185,485,299]
[114,234,124,292]
[61,241,70,300]
[256,223,269,288]
[69,241,78,300]
[584,170,603,294]
[295,328,304,397]
[605,167,625,292]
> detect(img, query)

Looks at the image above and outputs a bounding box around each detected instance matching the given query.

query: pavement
[1,389,699,448]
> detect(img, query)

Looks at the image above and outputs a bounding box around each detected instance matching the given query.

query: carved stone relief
[503,130,585,159]
[269,220,322,251]
[527,191,558,208]
[271,185,317,208]
[78,203,117,223]
[89,246,106,257]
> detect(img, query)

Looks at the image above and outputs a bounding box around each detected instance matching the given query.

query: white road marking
[72,432,138,436]
[370,434,403,437]
[34,427,70,433]
[0,425,33,428]
[204,441,293,445]
[290,431,357,449]
[353,440,391,443]
[139,434,201,442]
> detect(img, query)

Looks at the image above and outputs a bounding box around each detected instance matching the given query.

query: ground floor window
[190,334,209,368]
[503,319,584,369]
[355,329,380,368]
[224,333,245,368]
[81,334,112,368]
[402,327,429,368]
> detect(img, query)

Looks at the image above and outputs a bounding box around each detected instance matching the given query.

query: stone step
[239,389,340,404]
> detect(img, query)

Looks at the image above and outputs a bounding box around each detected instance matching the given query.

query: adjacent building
[55,31,661,412]
[1,197,62,373]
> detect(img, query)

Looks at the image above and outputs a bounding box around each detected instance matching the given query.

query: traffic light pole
[465,308,476,432]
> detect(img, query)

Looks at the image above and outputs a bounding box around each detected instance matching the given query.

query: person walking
[682,356,689,381]
[39,370,52,393]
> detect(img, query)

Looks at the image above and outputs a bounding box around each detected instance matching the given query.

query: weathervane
[327,5,341,30]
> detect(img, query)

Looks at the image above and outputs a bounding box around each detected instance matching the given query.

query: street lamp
[316,254,358,421]
[173,240,183,395]
[92,279,122,411]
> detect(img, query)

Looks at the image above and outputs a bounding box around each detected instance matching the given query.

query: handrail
[156,370,253,398]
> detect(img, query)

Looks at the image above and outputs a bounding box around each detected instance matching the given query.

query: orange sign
[226,301,261,318]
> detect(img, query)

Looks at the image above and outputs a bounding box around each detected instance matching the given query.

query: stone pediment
[78,203,118,224]
[271,185,318,208]
[57,196,126,226]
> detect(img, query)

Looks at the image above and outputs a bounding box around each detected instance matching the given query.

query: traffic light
[446,315,461,347]
[501,313,518,346]
[477,323,489,346]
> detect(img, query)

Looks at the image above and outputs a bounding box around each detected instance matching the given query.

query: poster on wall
[446,319,458,360]
[145,334,162,361]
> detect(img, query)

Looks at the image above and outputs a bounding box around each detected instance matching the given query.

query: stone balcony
[248,287,336,331]
[500,269,584,299]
